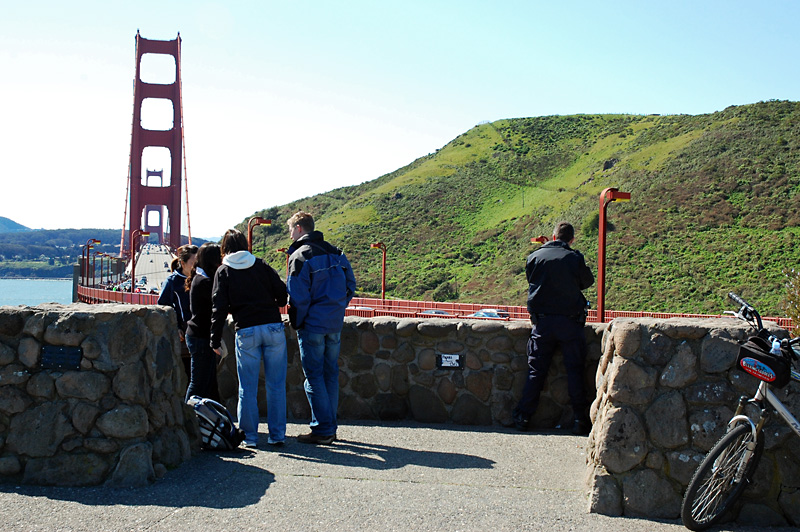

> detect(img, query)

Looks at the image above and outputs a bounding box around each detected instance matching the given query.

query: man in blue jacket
[286,211,356,444]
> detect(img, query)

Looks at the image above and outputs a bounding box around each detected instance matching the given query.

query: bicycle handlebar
[728,292,753,311]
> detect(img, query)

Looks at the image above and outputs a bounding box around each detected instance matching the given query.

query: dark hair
[554,222,575,243]
[185,243,221,291]
[220,229,249,256]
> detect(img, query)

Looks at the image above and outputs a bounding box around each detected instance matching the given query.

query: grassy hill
[243,100,800,317]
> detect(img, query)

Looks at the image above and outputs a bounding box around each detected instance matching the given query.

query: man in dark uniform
[512,221,594,435]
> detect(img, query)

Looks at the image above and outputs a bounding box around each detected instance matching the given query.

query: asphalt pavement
[0,421,775,532]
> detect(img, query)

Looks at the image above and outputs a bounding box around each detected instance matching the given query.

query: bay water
[0,278,74,307]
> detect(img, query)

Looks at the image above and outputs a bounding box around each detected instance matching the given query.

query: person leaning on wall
[157,243,198,378]
[286,211,356,445]
[511,221,594,436]
[210,229,288,449]
[184,242,222,403]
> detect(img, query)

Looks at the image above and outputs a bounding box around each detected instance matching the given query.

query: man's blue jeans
[235,322,287,445]
[297,330,341,436]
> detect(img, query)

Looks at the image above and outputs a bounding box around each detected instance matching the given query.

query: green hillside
[244,100,800,317]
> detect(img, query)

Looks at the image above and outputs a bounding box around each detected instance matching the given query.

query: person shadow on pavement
[276,436,496,471]
[0,450,273,509]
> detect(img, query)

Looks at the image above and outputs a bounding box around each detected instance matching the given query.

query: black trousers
[185,335,221,403]
[516,314,588,420]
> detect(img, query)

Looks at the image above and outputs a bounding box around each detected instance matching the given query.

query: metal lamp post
[81,239,100,286]
[247,217,272,253]
[370,242,387,300]
[597,187,631,323]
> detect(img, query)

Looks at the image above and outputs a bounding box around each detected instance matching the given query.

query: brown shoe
[297,432,335,445]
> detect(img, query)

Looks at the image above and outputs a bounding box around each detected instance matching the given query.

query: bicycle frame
[729,372,800,442]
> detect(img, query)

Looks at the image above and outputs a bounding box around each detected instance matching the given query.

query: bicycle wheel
[681,423,764,531]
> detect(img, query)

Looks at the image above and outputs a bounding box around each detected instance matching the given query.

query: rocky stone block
[450,393,492,425]
[700,330,739,374]
[72,402,101,434]
[359,330,380,354]
[7,402,72,457]
[0,386,32,415]
[587,468,622,516]
[622,469,680,518]
[350,374,378,398]
[659,341,697,388]
[17,337,40,368]
[391,365,409,395]
[665,450,703,485]
[417,322,456,338]
[408,385,447,423]
[375,393,407,420]
[737,503,788,528]
[55,371,110,401]
[346,353,374,372]
[0,364,31,385]
[778,489,800,527]
[611,320,641,358]
[96,404,149,439]
[642,332,673,366]
[688,406,734,451]
[112,361,150,404]
[23,453,108,486]
[0,341,15,365]
[645,391,688,449]
[685,380,736,406]
[465,370,492,402]
[108,442,154,487]
[606,358,656,405]
[391,342,415,364]
[437,378,457,404]
[0,455,21,475]
[339,395,376,420]
[83,438,119,454]
[0,311,25,337]
[595,406,647,474]
[493,366,514,391]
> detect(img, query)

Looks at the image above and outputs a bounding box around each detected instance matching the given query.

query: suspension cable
[177,34,192,245]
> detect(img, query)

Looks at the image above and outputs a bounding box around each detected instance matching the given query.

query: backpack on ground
[187,395,246,451]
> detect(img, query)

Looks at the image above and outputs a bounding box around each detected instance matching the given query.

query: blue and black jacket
[287,231,356,334]
[158,270,190,332]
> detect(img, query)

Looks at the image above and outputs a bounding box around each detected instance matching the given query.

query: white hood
[222,250,256,270]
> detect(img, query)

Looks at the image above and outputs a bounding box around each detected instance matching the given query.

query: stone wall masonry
[0,304,196,487]
[215,317,607,430]
[586,317,800,527]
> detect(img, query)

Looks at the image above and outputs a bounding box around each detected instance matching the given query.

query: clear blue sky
[2,1,799,239]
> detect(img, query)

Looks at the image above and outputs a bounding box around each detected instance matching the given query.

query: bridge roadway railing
[77,288,793,328]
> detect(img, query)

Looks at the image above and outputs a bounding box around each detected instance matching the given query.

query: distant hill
[0,228,206,278]
[0,217,30,234]
[243,100,800,316]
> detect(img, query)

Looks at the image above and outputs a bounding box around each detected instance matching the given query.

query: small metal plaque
[436,353,464,369]
[41,346,82,371]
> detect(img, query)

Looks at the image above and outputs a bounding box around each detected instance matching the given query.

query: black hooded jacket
[525,240,594,317]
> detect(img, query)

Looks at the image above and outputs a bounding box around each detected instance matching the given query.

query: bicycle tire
[681,423,764,531]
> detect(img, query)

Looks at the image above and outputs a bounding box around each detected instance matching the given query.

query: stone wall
[586,317,800,527]
[216,317,606,429]
[0,304,196,487]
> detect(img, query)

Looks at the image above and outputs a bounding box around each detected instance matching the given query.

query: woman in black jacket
[185,242,222,402]
[211,229,288,448]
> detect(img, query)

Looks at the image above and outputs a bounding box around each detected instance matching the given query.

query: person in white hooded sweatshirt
[211,229,288,448]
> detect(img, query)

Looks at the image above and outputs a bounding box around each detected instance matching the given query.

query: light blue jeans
[297,330,341,436]
[235,322,287,444]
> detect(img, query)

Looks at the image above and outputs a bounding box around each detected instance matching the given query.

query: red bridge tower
[127,31,184,251]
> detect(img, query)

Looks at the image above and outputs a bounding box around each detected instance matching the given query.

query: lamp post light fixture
[82,239,100,286]
[129,229,151,293]
[247,216,272,253]
[276,247,289,279]
[370,242,387,301]
[597,187,631,323]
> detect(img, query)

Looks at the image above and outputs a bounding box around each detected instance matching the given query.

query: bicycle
[681,292,800,531]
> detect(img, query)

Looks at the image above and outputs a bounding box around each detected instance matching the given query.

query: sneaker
[243,441,258,449]
[297,432,335,445]
[267,437,285,447]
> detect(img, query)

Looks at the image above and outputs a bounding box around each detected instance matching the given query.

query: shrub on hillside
[785,268,800,337]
